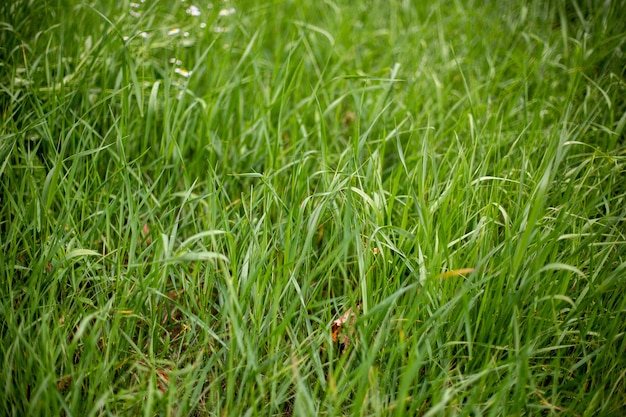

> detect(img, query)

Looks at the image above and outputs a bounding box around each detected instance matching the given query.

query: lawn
[1,0,625,415]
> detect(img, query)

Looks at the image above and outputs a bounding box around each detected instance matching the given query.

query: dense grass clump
[1,0,625,415]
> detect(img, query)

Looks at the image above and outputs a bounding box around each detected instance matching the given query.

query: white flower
[175,68,192,78]
[186,5,201,16]
[218,7,235,17]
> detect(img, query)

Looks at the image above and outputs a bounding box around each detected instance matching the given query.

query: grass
[1,0,625,415]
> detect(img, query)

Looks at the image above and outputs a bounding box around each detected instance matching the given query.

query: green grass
[1,0,625,415]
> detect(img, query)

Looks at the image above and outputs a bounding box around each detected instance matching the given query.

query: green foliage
[1,0,625,415]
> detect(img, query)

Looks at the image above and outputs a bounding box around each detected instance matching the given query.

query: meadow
[1,0,625,415]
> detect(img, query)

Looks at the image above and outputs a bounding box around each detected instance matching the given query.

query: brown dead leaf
[331,307,359,352]
[141,222,151,245]
[343,110,357,126]
[226,198,241,211]
[57,374,71,391]
[436,268,476,279]
[155,368,169,394]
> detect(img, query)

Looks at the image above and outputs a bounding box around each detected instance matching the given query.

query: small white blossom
[218,7,235,17]
[186,5,201,16]
[175,68,192,77]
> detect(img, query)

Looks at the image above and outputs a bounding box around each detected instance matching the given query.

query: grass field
[2,0,626,415]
